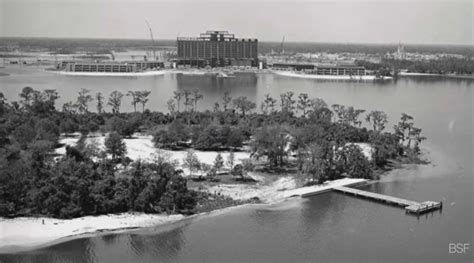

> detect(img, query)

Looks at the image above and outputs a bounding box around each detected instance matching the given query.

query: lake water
[0,66,473,262]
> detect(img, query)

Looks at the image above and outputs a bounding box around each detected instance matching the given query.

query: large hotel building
[176,31,258,67]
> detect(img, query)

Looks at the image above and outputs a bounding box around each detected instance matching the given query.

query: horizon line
[1,35,473,47]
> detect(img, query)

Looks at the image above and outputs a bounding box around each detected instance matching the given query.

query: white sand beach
[398,72,440,76]
[0,213,184,252]
[273,70,392,80]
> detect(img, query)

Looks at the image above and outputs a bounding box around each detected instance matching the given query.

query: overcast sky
[0,0,472,45]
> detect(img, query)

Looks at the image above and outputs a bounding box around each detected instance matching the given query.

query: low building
[271,63,366,76]
[56,61,164,73]
[272,63,315,71]
[314,65,366,76]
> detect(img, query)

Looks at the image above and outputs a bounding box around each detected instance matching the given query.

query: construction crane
[280,36,285,55]
[145,20,157,61]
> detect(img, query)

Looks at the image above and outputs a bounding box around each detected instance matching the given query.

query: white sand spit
[0,213,184,250]
[273,70,392,80]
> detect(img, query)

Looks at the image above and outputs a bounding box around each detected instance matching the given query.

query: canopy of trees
[0,87,426,218]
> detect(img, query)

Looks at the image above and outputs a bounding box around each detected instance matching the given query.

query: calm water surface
[0,66,472,262]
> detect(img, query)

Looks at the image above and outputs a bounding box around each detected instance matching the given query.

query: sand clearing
[199,176,366,203]
[54,133,251,173]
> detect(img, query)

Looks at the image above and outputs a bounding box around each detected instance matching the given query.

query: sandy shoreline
[398,72,474,79]
[273,70,392,80]
[51,69,249,77]
[0,177,367,253]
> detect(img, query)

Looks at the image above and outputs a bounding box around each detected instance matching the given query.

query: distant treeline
[1,37,473,57]
[356,57,474,75]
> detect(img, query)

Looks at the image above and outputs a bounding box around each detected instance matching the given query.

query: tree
[213,102,220,113]
[345,107,366,127]
[12,123,36,149]
[183,90,192,112]
[35,118,59,142]
[231,159,254,180]
[104,132,127,161]
[231,164,244,178]
[213,153,224,174]
[251,125,289,167]
[192,89,203,112]
[167,99,177,119]
[280,91,296,115]
[137,90,151,112]
[309,98,327,112]
[232,96,256,117]
[107,116,138,137]
[194,125,222,150]
[408,127,426,153]
[96,92,104,113]
[365,110,388,132]
[108,91,124,114]
[173,91,183,112]
[394,113,414,147]
[159,174,195,214]
[0,92,6,115]
[127,91,140,112]
[332,104,345,122]
[19,86,35,107]
[153,120,190,149]
[337,144,373,179]
[222,91,232,112]
[241,159,255,174]
[43,89,59,107]
[226,150,235,169]
[303,158,327,184]
[182,150,200,176]
[332,104,365,126]
[62,102,78,115]
[77,88,93,114]
[261,94,277,115]
[297,93,311,117]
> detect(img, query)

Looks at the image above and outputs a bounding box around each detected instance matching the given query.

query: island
[0,87,427,251]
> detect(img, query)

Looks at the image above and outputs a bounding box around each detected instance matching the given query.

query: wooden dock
[332,186,442,215]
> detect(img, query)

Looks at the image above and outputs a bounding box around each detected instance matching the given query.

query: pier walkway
[332,186,442,215]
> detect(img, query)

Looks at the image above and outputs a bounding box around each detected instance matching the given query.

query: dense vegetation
[0,88,194,218]
[0,87,426,218]
[356,57,474,75]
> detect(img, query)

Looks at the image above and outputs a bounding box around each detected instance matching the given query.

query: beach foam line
[273,70,392,80]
